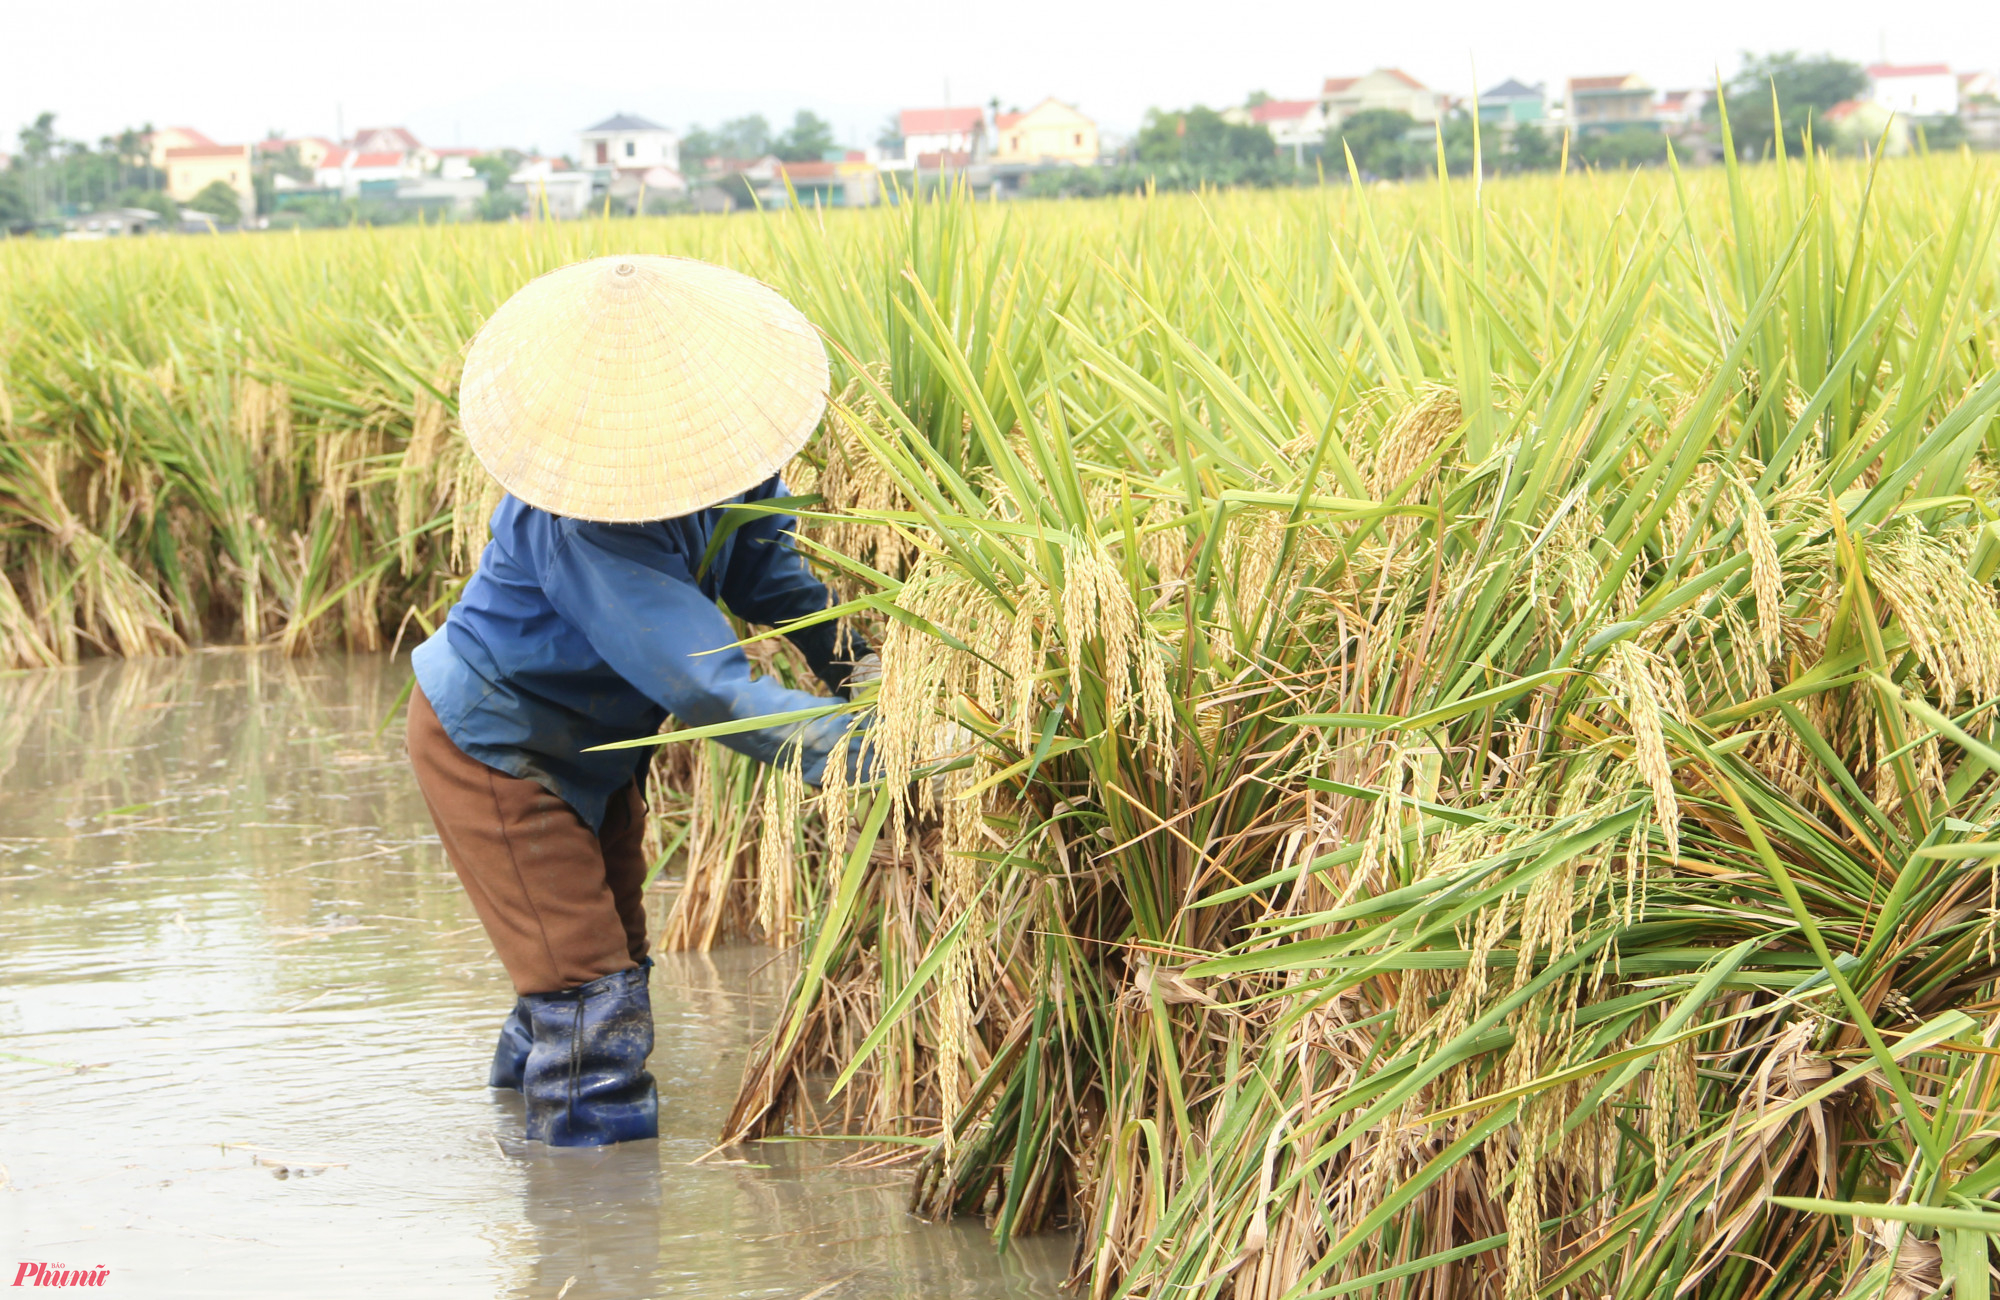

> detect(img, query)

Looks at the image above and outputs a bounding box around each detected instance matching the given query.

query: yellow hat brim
[459,255,829,523]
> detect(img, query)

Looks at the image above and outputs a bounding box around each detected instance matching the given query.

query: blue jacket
[411,477,865,831]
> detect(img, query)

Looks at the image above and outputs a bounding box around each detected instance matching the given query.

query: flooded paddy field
[0,652,1070,1299]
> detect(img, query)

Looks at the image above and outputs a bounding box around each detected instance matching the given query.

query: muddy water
[0,652,1070,1298]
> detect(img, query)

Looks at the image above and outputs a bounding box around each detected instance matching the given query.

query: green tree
[1577,126,1669,169]
[874,114,903,155]
[470,153,514,194]
[186,180,242,224]
[119,188,176,222]
[716,115,772,160]
[1505,121,1560,171]
[1916,116,1967,149]
[680,126,720,172]
[1715,51,1867,156]
[713,171,758,210]
[0,170,30,229]
[1134,106,1275,168]
[1329,109,1417,178]
[774,110,836,162]
[16,111,57,218]
[477,190,523,221]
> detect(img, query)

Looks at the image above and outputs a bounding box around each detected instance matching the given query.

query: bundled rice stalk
[719,143,2000,1299]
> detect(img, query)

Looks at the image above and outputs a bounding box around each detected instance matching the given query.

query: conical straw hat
[459,255,830,523]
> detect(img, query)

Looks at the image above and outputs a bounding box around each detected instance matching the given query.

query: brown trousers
[406,686,649,995]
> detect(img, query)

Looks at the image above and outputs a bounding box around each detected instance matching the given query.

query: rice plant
[726,149,2000,1297]
[6,136,2000,1297]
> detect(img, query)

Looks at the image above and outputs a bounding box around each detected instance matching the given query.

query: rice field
[7,137,2000,1298]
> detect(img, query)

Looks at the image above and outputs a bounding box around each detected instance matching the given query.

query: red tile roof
[353,126,422,150]
[260,136,341,155]
[165,145,248,159]
[915,150,973,169]
[1323,70,1428,95]
[317,147,349,169]
[1866,63,1951,78]
[1249,99,1319,122]
[351,151,406,169]
[900,107,984,135]
[778,161,838,180]
[148,126,215,146]
[1570,74,1646,92]
[995,112,1024,129]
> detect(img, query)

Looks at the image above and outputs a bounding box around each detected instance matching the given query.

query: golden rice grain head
[1606,642,1682,859]
[1367,384,1462,497]
[1734,472,1786,663]
[1871,522,2000,706]
[756,749,807,938]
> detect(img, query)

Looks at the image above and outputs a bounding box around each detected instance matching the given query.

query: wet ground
[0,652,1070,1298]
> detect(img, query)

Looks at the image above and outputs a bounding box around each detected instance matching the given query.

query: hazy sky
[6,0,1995,156]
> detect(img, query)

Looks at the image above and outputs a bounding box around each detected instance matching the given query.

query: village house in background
[580,114,680,174]
[509,156,593,219]
[348,127,433,172]
[1477,80,1546,124]
[1322,70,1444,126]
[1223,100,1329,164]
[258,136,338,172]
[1866,64,1960,119]
[895,107,988,167]
[1653,88,1710,127]
[1965,72,2000,147]
[14,51,2000,237]
[61,208,164,239]
[1567,74,1655,127]
[991,99,1099,164]
[315,148,423,196]
[433,147,481,180]
[579,113,686,211]
[164,143,254,218]
[764,155,880,207]
[144,126,212,170]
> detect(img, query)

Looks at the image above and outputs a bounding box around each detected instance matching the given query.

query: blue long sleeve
[411,485,870,831]
[541,523,857,781]
[718,479,871,691]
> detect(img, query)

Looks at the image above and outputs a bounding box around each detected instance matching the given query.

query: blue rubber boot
[522,960,659,1146]
[488,999,534,1090]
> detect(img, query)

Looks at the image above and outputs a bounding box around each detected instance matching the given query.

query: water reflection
[0,652,1069,1298]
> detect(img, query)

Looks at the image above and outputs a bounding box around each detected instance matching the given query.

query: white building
[62,208,163,239]
[1866,63,1959,118]
[349,126,434,171]
[1222,99,1328,163]
[1322,69,1444,127]
[580,113,680,174]
[314,148,423,198]
[432,146,481,180]
[510,160,596,219]
[897,107,987,164]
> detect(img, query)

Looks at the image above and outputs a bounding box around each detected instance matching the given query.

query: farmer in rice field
[405,255,873,1148]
